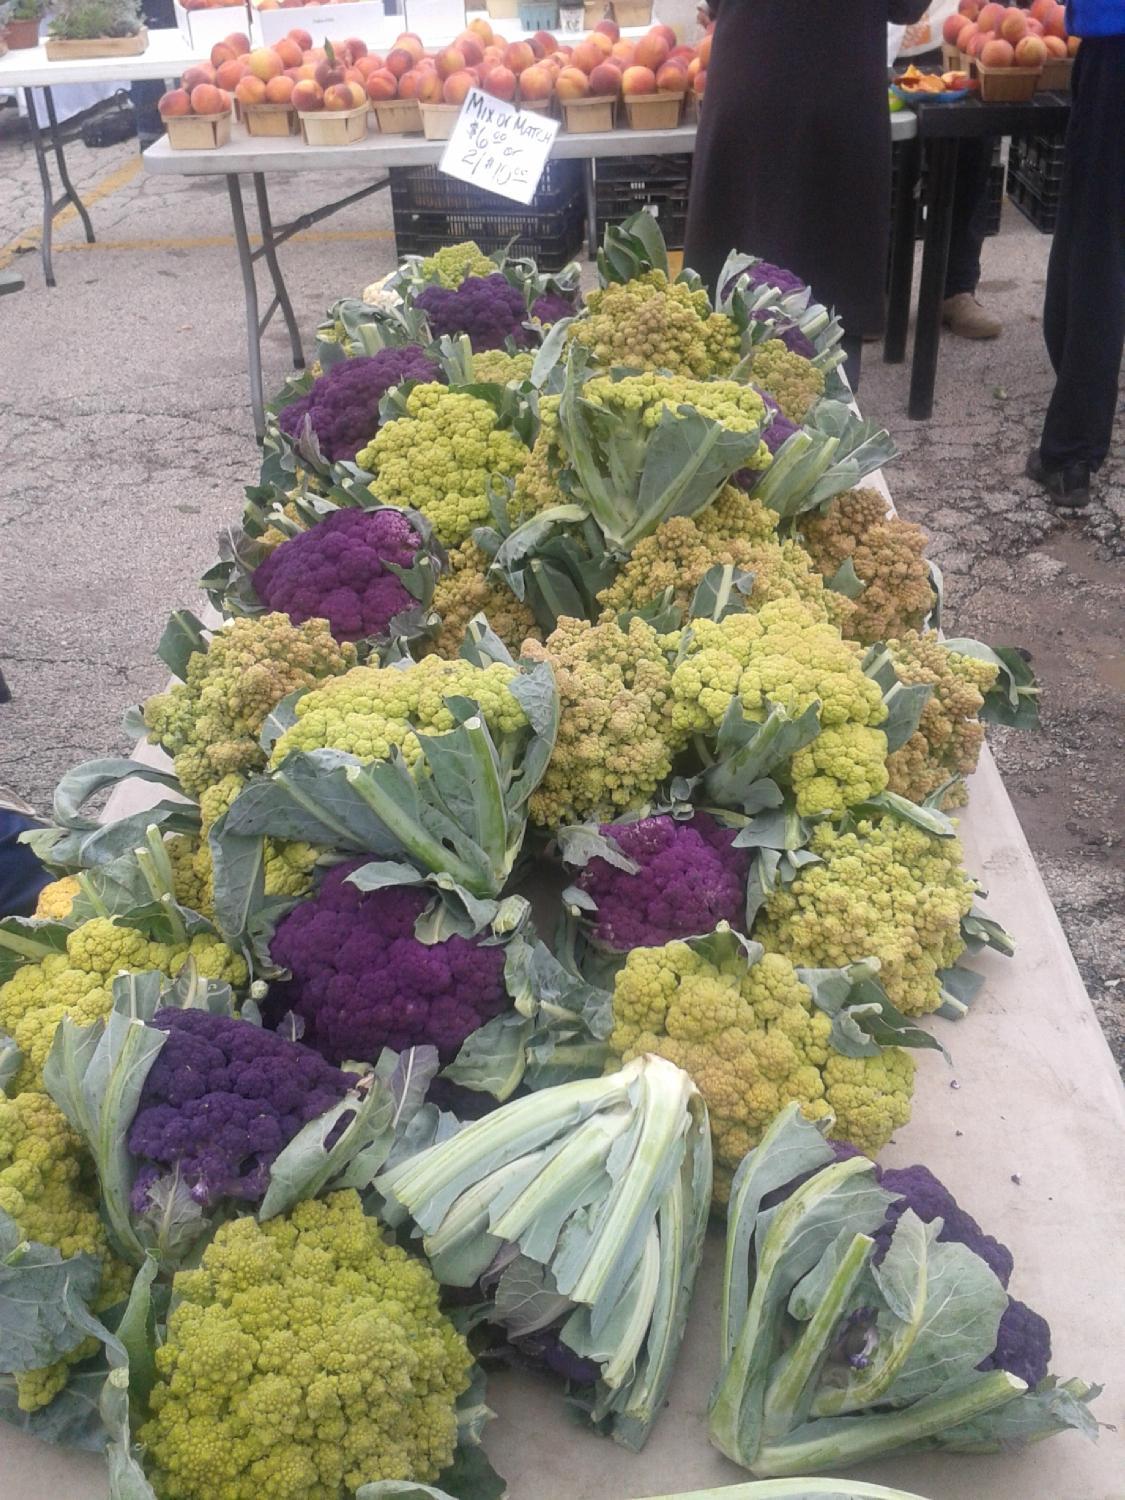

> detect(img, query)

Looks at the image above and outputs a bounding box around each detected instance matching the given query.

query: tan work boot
[941,292,1002,339]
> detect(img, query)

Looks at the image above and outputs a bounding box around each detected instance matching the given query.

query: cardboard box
[253,3,399,51]
[173,0,252,52]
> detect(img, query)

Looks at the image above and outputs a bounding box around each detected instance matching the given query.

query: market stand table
[885,89,1071,420]
[142,110,920,440]
[0,28,207,287]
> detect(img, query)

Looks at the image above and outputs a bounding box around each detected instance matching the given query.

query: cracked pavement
[0,107,1121,1067]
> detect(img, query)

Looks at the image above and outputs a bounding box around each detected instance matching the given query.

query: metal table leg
[253,173,304,372]
[24,88,58,287]
[226,174,267,441]
[44,87,96,245]
[584,159,597,259]
[885,134,920,366]
[908,135,958,421]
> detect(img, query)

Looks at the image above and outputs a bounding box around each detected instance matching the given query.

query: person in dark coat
[684,0,928,389]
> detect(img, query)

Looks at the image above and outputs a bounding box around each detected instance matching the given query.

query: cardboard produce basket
[44,26,147,58]
[623,90,682,129]
[420,102,461,139]
[975,58,1041,101]
[519,95,556,115]
[165,107,233,149]
[371,96,423,134]
[612,0,651,23]
[299,102,369,144]
[243,100,299,136]
[561,93,616,132]
[1038,53,1074,90]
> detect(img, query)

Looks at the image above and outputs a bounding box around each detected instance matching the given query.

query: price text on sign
[438,88,560,207]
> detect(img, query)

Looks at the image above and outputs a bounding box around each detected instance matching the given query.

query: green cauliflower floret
[0,1090,132,1411]
[143,615,356,799]
[140,1191,471,1500]
[428,540,542,660]
[583,370,770,443]
[758,817,976,1017]
[470,349,535,385]
[0,919,247,1093]
[417,240,495,289]
[884,632,1000,808]
[522,615,685,828]
[508,395,562,524]
[356,383,530,547]
[665,597,888,816]
[746,339,825,423]
[610,944,914,1199]
[568,271,742,378]
[799,489,934,646]
[270,657,527,767]
[34,876,82,922]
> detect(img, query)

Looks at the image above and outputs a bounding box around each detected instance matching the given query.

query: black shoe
[1026,450,1092,509]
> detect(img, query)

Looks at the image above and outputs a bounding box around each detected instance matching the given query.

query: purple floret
[530,291,577,326]
[267,860,510,1065]
[761,410,801,455]
[722,259,809,304]
[978,1296,1052,1389]
[876,1164,1015,1287]
[749,315,817,360]
[277,345,442,463]
[415,273,531,353]
[575,813,748,952]
[127,1009,353,1211]
[251,506,422,644]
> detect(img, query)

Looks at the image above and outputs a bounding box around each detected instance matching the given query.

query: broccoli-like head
[127,1009,355,1212]
[576,813,748,951]
[415,273,531,353]
[418,239,496,288]
[276,346,442,463]
[568,271,741,379]
[251,508,424,646]
[746,338,825,423]
[267,862,510,1064]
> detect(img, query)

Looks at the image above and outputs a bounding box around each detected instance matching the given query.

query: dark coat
[684,0,928,337]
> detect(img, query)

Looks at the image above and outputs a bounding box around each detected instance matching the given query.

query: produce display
[2,218,1097,1500]
[950,0,1080,64]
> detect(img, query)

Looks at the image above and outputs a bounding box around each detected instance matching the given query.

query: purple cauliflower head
[749,315,817,360]
[127,1008,354,1211]
[575,813,749,952]
[415,273,531,353]
[251,506,423,644]
[267,860,510,1065]
[277,345,442,463]
[721,259,809,304]
[530,291,577,327]
[977,1296,1052,1389]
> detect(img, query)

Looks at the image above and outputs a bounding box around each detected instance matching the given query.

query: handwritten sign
[439,88,560,206]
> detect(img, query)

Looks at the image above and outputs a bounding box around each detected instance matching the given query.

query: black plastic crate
[1006,164,1059,233]
[594,152,693,188]
[595,195,689,250]
[388,160,582,216]
[593,152,691,248]
[1009,132,1066,183]
[392,200,585,273]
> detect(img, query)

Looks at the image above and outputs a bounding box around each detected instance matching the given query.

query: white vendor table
[0,28,207,287]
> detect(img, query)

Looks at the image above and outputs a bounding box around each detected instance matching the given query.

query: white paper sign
[438,88,560,207]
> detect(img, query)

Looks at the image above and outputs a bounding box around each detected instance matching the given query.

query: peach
[348,80,366,106]
[669,44,695,62]
[999,7,1027,42]
[956,20,978,47]
[340,36,367,62]
[189,82,225,114]
[1014,33,1047,63]
[181,63,215,90]
[1044,2,1067,37]
[594,17,619,39]
[385,46,415,77]
[1040,31,1067,54]
[210,41,237,66]
[215,58,245,90]
[224,30,250,52]
[274,36,302,67]
[531,30,557,53]
[436,45,466,78]
[650,23,676,47]
[588,30,613,55]
[980,36,1014,63]
[394,32,425,62]
[694,67,706,95]
[1067,33,1080,54]
[958,0,981,14]
[555,65,590,99]
[1030,0,1053,16]
[291,78,324,109]
[570,39,602,72]
[481,64,516,100]
[458,34,484,65]
[656,60,688,92]
[158,87,191,116]
[265,74,294,102]
[322,82,352,110]
[621,64,656,94]
[287,27,312,49]
[610,39,636,65]
[634,31,669,70]
[943,12,968,42]
[353,54,378,77]
[442,69,475,104]
[482,43,505,66]
[518,62,553,98]
[315,57,345,87]
[247,47,283,81]
[697,32,711,65]
[977,2,1004,29]
[686,54,702,80]
[1026,16,1044,34]
[505,40,536,74]
[234,73,267,105]
[468,16,493,42]
[588,61,621,94]
[366,67,397,100]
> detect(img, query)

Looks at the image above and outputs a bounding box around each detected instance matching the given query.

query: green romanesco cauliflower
[143,614,356,799]
[0,1090,131,1411]
[884,632,999,808]
[270,656,527,768]
[0,919,247,1094]
[356,383,530,547]
[140,1191,471,1500]
[695,485,784,545]
[610,943,914,1198]
[417,240,495,289]
[758,817,976,1017]
[34,876,81,921]
[799,489,935,646]
[508,395,562,523]
[568,271,741,378]
[428,540,542,660]
[746,339,825,422]
[665,597,888,816]
[522,615,684,828]
[582,370,770,442]
[471,349,535,385]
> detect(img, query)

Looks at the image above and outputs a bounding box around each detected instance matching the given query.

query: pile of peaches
[158,30,375,117]
[944,0,1080,69]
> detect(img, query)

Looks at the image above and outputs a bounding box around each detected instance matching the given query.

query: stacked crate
[592,153,692,250]
[1006,133,1066,234]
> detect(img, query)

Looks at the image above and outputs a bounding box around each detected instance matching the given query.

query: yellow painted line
[45,226,397,254]
[0,154,142,270]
